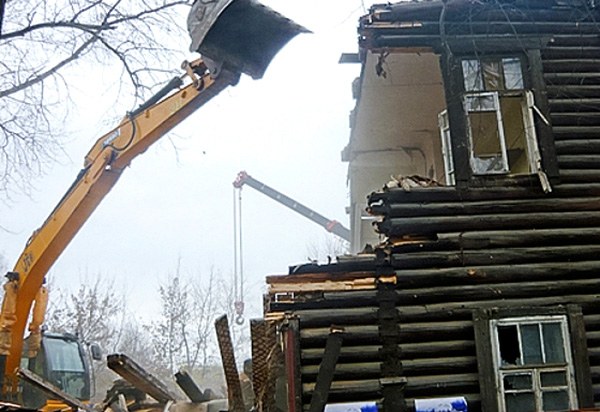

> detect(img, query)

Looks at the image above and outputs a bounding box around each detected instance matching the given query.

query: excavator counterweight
[187,0,308,79]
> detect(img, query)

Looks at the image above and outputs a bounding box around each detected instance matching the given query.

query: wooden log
[544,34,600,47]
[367,183,600,205]
[301,373,479,397]
[394,260,600,287]
[391,245,600,269]
[273,292,600,324]
[374,197,600,218]
[549,98,600,112]
[413,228,600,250]
[543,47,600,60]
[547,86,600,100]
[584,314,600,329]
[558,169,600,183]
[301,340,475,361]
[395,278,600,305]
[544,72,600,86]
[558,155,600,168]
[548,112,600,125]
[300,321,473,344]
[302,356,477,380]
[554,131,600,141]
[544,60,600,72]
[555,139,600,153]
[377,211,600,237]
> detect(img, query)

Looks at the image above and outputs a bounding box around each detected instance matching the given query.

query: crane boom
[233,171,351,242]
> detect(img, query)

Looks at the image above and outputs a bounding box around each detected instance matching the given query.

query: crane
[233,171,351,242]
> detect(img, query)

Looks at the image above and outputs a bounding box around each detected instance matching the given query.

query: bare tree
[0,0,190,198]
[151,274,192,375]
[45,276,127,401]
[306,234,349,263]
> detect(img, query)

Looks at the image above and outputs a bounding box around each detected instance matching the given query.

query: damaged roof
[359,0,600,51]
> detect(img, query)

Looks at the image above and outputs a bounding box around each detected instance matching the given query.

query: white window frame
[463,91,510,175]
[437,110,455,186]
[490,315,578,412]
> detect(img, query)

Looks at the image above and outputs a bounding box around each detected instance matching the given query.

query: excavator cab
[187,0,308,79]
[20,333,92,409]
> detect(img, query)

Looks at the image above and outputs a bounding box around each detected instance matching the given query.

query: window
[491,316,578,411]
[438,55,550,189]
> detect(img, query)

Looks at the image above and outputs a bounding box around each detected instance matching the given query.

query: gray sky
[0,0,367,322]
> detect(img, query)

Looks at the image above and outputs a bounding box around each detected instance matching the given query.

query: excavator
[0,0,306,409]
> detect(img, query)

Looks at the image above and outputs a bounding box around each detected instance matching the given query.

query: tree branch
[0,20,114,41]
[0,34,96,99]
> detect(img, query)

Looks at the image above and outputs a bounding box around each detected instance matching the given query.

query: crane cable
[233,186,245,325]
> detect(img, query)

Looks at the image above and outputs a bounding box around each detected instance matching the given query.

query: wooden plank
[473,310,499,412]
[268,278,378,293]
[568,305,595,408]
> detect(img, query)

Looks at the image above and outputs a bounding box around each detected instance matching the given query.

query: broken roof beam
[266,271,395,294]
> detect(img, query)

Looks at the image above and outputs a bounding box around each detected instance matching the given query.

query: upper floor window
[439,54,550,190]
[462,57,524,92]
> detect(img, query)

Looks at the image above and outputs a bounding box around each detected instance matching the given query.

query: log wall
[264,1,600,411]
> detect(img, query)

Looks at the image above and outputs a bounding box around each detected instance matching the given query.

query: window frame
[473,306,594,412]
[438,48,558,186]
[490,315,578,411]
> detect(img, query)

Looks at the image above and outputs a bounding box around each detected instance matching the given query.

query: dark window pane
[541,371,567,387]
[543,323,566,364]
[498,325,520,365]
[521,324,543,365]
[504,374,532,390]
[505,392,535,412]
[543,390,570,411]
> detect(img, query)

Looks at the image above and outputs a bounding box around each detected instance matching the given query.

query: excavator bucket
[187,0,308,79]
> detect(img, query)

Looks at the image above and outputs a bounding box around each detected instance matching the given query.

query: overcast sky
[0,0,368,323]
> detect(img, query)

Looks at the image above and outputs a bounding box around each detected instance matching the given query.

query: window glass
[504,374,532,390]
[482,60,503,90]
[542,391,570,411]
[521,324,543,365]
[492,316,575,412]
[505,393,535,412]
[502,57,524,89]
[465,94,496,112]
[543,323,566,363]
[541,371,567,387]
[462,59,483,91]
[43,338,85,372]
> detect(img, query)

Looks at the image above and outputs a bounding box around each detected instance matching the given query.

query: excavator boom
[2,0,306,403]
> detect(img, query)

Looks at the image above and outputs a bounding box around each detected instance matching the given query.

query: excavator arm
[1,59,237,395]
[0,0,307,400]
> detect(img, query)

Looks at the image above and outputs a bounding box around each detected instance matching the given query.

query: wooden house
[254,1,600,412]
